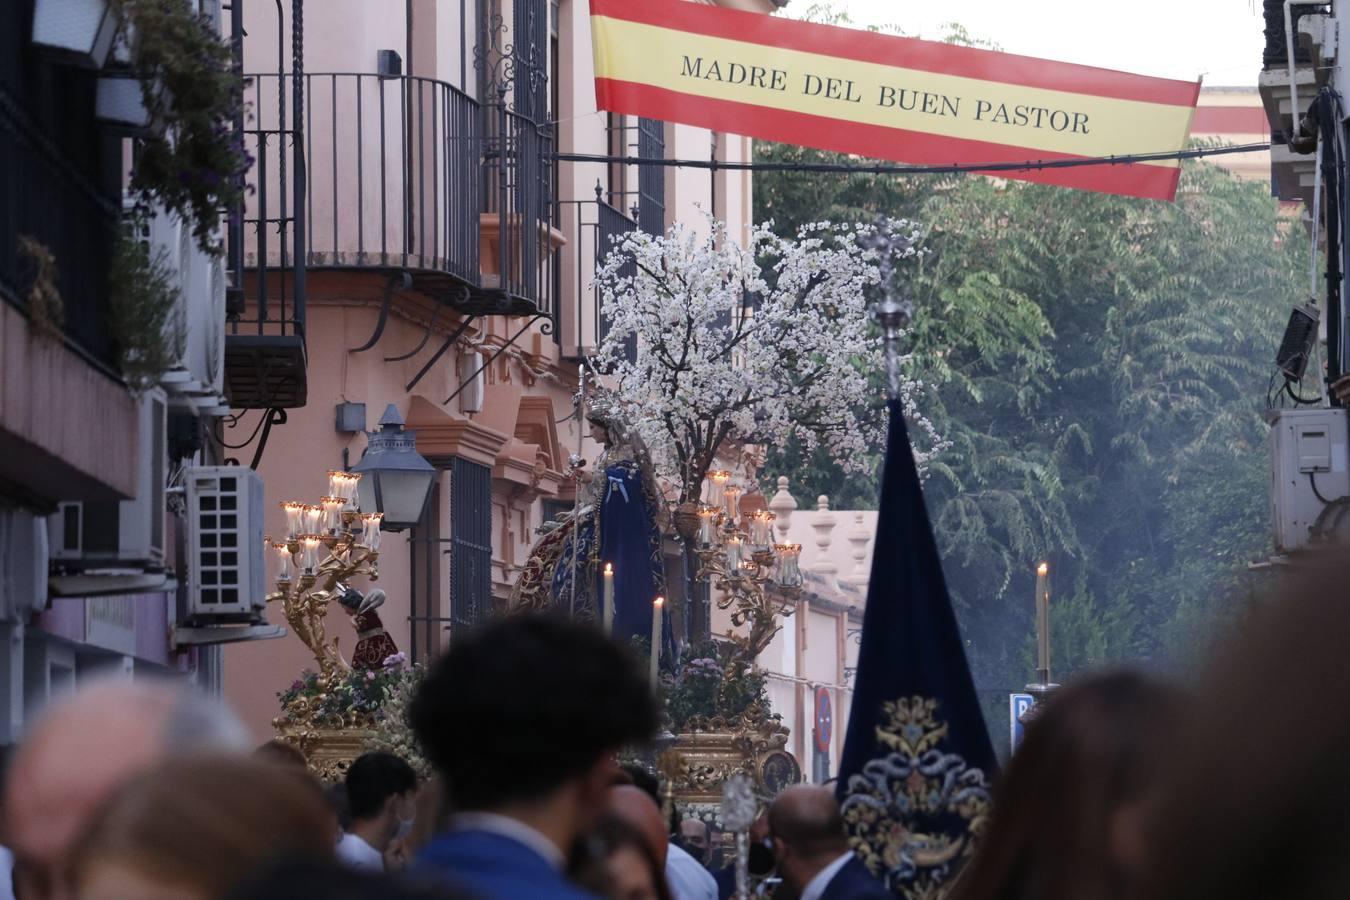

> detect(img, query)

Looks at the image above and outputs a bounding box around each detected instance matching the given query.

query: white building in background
[739,478,877,785]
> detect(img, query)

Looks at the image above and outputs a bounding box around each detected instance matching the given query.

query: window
[541,498,572,525]
[449,458,492,632]
[513,0,549,123]
[605,113,633,209]
[637,118,665,235]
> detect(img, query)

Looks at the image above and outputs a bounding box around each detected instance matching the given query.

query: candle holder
[694,515,799,675]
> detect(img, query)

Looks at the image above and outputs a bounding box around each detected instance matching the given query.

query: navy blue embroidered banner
[836,401,997,895]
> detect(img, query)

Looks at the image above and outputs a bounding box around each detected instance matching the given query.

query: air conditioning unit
[1270,408,1350,553]
[49,390,167,567]
[184,466,266,624]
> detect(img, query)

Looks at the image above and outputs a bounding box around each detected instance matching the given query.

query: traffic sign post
[1009,692,1034,755]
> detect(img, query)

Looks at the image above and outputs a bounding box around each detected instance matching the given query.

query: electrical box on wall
[1269,408,1350,553]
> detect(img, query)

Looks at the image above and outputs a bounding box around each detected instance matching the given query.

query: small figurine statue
[337,584,399,671]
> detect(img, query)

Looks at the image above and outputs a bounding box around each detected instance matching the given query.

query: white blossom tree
[595,215,940,506]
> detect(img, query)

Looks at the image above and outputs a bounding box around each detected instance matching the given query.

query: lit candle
[301,535,323,573]
[1035,562,1050,679]
[360,513,383,551]
[725,535,743,571]
[302,504,323,534]
[320,496,344,534]
[270,539,293,583]
[341,472,363,509]
[603,563,615,633]
[650,596,664,685]
[724,485,742,526]
[698,506,717,547]
[281,502,305,541]
[707,470,731,509]
[775,544,802,588]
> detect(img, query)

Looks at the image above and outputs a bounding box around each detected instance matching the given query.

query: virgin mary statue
[510,390,672,654]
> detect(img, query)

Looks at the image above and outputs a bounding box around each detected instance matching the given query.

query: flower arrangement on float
[276,653,418,731]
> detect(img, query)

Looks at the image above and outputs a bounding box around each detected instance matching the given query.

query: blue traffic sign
[1009,693,1034,754]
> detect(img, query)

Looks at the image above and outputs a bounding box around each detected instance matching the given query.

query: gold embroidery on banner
[840,696,991,900]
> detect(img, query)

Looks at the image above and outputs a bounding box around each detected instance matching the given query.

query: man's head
[619,764,661,806]
[4,679,249,900]
[767,786,852,891]
[345,752,419,851]
[410,615,657,834]
[679,818,711,864]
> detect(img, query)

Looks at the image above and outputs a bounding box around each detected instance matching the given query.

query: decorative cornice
[405,396,510,467]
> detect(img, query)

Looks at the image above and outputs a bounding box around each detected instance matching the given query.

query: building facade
[221,0,776,736]
[0,0,241,743]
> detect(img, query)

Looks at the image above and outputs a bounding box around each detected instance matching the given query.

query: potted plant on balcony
[108,226,182,391]
[108,0,249,254]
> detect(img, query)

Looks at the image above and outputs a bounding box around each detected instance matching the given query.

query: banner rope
[551,141,1273,176]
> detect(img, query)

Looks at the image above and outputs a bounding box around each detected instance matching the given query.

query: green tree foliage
[758,146,1307,724]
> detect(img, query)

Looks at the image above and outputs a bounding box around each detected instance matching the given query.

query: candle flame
[654,596,665,608]
[604,563,613,575]
[1037,562,1049,576]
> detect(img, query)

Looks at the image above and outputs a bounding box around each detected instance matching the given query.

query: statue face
[589,420,609,446]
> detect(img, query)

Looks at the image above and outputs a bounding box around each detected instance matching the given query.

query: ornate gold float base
[660,714,802,825]
[276,726,378,783]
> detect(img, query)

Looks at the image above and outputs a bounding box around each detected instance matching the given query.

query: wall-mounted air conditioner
[184,466,265,624]
[1270,408,1350,553]
[48,390,167,567]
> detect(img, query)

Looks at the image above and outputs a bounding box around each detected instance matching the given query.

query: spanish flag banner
[589,0,1201,201]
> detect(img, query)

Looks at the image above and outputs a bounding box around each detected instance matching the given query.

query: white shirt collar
[335,832,385,873]
[800,851,855,900]
[450,812,567,870]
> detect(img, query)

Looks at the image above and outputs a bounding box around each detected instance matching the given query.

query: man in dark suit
[411,616,659,899]
[767,786,890,900]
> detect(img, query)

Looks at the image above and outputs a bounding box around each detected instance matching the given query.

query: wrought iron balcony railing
[239,72,555,319]
[1263,1,1322,69]
[560,188,637,362]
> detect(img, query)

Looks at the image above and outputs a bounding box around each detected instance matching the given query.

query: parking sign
[1009,693,1035,754]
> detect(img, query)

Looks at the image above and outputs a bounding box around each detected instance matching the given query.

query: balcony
[1257,1,1333,209]
[0,88,119,373]
[241,72,556,311]
[560,191,637,361]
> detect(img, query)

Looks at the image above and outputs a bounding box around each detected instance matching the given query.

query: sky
[838,0,1266,87]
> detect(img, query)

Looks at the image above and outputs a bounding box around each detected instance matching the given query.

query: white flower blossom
[594,214,941,501]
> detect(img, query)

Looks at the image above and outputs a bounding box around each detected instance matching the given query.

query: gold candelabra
[693,475,804,670]
[266,470,384,682]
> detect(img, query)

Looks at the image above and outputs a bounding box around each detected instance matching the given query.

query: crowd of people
[0,553,1346,900]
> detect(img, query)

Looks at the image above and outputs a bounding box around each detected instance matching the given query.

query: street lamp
[351,404,436,531]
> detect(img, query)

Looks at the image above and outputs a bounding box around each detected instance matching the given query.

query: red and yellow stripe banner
[589,0,1201,201]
